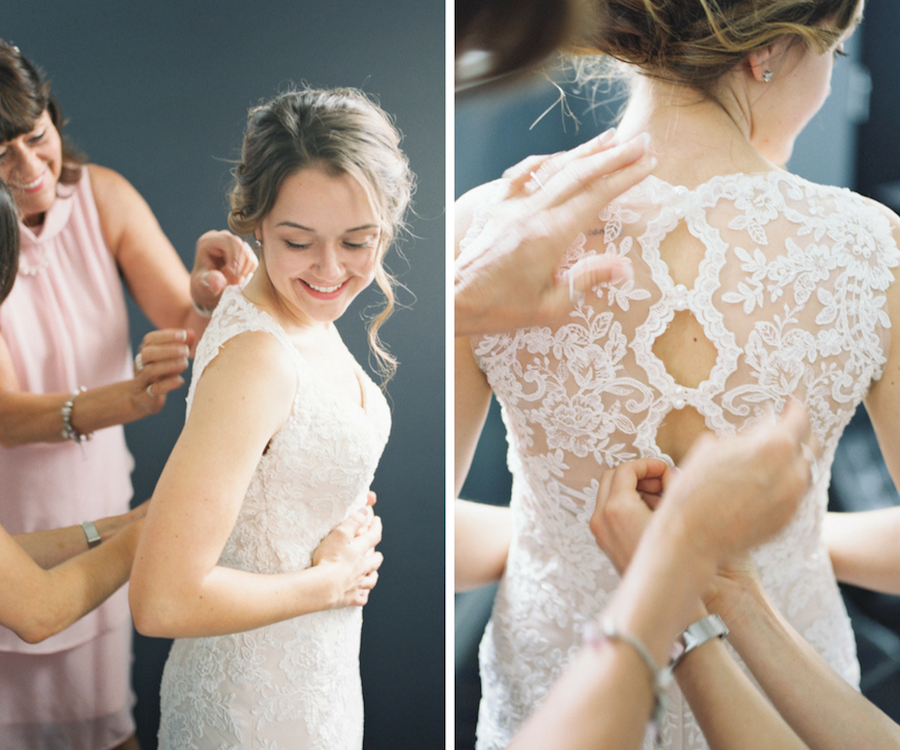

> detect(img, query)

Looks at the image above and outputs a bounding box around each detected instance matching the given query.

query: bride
[129,87,412,749]
[455,0,894,748]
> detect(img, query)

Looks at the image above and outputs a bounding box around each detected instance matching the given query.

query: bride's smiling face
[255,166,382,327]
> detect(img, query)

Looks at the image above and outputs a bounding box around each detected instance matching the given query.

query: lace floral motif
[464,172,899,750]
[158,288,390,750]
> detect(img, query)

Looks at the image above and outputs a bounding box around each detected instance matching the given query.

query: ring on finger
[134,352,144,372]
[146,384,155,399]
[568,273,585,307]
[527,170,546,194]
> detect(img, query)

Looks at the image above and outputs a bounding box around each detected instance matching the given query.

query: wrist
[308,559,344,610]
[670,613,729,670]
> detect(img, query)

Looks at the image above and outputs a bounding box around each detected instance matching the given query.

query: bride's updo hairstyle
[229,87,414,381]
[582,0,859,93]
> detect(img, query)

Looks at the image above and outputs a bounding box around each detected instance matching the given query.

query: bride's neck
[615,75,777,186]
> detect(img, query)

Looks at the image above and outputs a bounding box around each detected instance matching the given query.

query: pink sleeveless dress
[0,169,137,748]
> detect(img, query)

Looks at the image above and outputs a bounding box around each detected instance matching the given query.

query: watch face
[82,520,102,547]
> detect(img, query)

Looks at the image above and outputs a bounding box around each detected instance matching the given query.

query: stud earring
[255,239,262,249]
[762,69,773,83]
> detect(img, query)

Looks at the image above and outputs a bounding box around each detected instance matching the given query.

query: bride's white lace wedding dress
[157,287,391,750]
[463,171,899,749]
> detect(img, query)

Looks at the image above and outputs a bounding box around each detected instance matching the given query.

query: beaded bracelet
[61,386,92,444]
[584,616,672,745]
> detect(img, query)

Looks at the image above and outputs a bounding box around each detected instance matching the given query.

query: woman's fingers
[191,230,258,309]
[545,134,654,209]
[517,128,619,190]
[136,329,193,378]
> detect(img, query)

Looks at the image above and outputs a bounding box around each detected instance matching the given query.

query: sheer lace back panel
[465,172,899,750]
[159,287,391,750]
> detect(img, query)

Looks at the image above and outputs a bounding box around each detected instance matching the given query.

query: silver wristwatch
[81,520,102,549]
[671,614,729,669]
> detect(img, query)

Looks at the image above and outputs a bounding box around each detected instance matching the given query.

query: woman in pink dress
[0,41,255,750]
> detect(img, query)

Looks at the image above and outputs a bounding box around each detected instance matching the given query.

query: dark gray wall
[5,2,444,748]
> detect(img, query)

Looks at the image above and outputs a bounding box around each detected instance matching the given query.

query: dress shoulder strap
[186,286,300,412]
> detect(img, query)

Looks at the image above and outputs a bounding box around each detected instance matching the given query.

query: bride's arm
[848,208,900,592]
[454,187,513,592]
[129,331,382,639]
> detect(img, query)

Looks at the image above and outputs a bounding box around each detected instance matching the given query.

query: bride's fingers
[364,551,384,575]
[354,515,383,550]
[359,570,380,591]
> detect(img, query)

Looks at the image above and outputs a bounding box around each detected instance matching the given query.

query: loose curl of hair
[0,40,86,184]
[228,87,414,383]
[0,180,20,304]
[573,0,860,93]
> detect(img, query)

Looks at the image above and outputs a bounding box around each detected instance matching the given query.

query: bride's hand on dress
[312,506,384,608]
[454,131,657,335]
[130,328,195,415]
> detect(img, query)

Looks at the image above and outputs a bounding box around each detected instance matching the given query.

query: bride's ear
[745,38,792,83]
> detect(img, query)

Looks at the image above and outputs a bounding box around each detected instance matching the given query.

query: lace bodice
[158,287,391,750]
[465,172,899,749]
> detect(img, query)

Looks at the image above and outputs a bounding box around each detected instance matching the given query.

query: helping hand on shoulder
[190,229,258,314]
[454,130,656,336]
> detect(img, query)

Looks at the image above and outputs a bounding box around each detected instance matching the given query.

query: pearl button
[673,398,686,410]
[672,284,689,311]
[674,385,686,396]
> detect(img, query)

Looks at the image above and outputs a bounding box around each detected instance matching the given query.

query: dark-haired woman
[454,1,895,748]
[129,87,409,749]
[0,43,254,749]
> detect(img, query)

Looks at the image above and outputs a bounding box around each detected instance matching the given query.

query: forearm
[509,632,654,750]
[6,523,139,644]
[130,562,343,639]
[823,509,900,594]
[724,577,900,750]
[510,512,713,750]
[15,510,138,569]
[0,381,149,446]
[455,499,512,591]
[675,600,808,750]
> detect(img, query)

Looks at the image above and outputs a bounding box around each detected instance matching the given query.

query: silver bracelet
[584,616,672,744]
[80,520,102,549]
[61,387,92,443]
[670,614,729,670]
